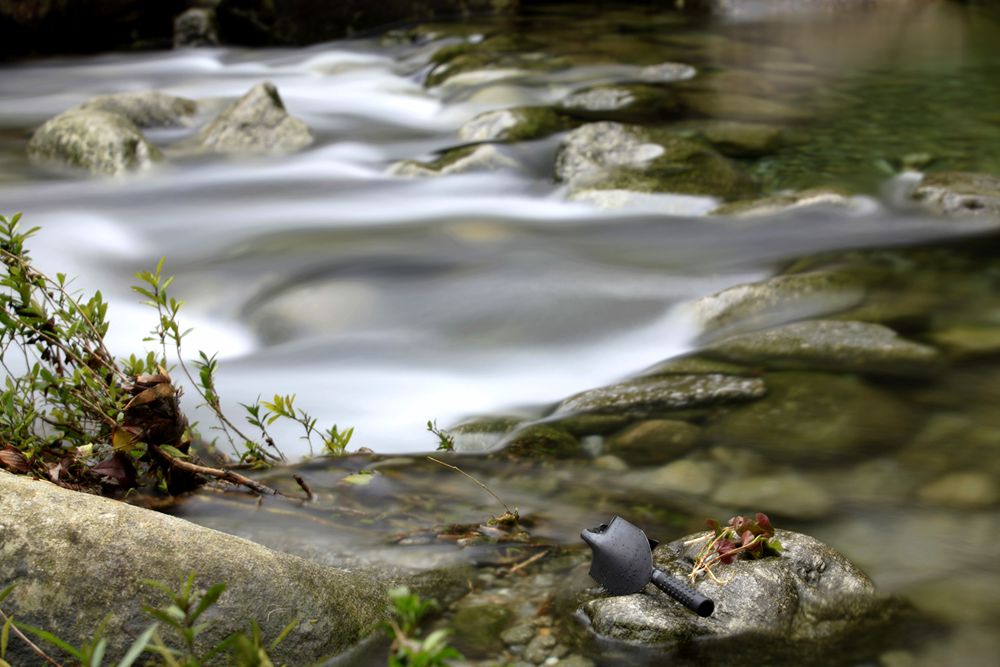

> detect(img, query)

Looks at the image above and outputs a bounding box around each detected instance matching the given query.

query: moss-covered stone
[554,413,635,437]
[450,603,513,654]
[924,325,1000,359]
[449,415,523,453]
[604,419,701,466]
[704,371,914,464]
[558,84,684,123]
[498,424,580,459]
[390,144,521,177]
[703,320,941,376]
[639,354,755,378]
[27,109,162,176]
[555,373,767,418]
[425,35,571,87]
[555,121,754,200]
[680,90,815,124]
[686,272,866,341]
[713,188,864,217]
[457,106,573,143]
[712,471,834,519]
[669,120,785,158]
[76,91,197,128]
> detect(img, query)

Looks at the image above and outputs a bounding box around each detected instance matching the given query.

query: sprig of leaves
[383,587,461,667]
[689,512,783,583]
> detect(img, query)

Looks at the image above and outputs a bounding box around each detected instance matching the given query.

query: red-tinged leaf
[706,518,721,534]
[716,538,737,556]
[720,552,736,564]
[0,447,29,473]
[92,452,136,488]
[741,530,754,547]
[756,512,774,535]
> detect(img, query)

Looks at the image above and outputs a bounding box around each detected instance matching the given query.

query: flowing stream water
[1,3,999,665]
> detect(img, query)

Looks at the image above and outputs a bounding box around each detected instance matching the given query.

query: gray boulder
[76,91,197,128]
[713,188,870,217]
[197,82,313,155]
[174,7,220,48]
[687,272,866,341]
[584,529,902,657]
[555,122,752,200]
[703,320,940,376]
[555,373,766,418]
[913,172,1000,218]
[0,471,388,665]
[389,144,522,177]
[559,84,684,123]
[457,106,570,143]
[27,109,162,176]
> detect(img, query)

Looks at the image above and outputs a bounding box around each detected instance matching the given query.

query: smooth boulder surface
[0,471,388,665]
[555,121,751,199]
[390,144,521,177]
[197,82,313,155]
[584,529,903,657]
[174,7,220,48]
[555,373,766,418]
[703,319,940,376]
[76,91,197,128]
[27,109,161,175]
[457,106,570,143]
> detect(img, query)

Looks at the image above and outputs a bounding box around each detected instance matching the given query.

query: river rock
[76,91,197,128]
[639,62,698,82]
[680,91,814,124]
[0,471,388,665]
[584,529,902,656]
[705,371,913,464]
[688,272,866,341]
[555,373,767,418]
[448,415,523,453]
[26,109,162,175]
[604,419,701,466]
[632,458,721,496]
[197,82,313,155]
[174,7,220,48]
[555,122,752,200]
[498,424,580,459]
[712,471,833,519]
[558,84,684,122]
[917,472,999,509]
[925,325,1000,359]
[670,120,784,158]
[703,320,941,376]
[912,172,1000,218]
[390,143,521,177]
[713,188,873,217]
[457,106,570,143]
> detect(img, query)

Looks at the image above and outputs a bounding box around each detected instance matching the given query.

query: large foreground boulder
[584,529,907,661]
[0,472,389,665]
[27,109,162,175]
[76,91,197,128]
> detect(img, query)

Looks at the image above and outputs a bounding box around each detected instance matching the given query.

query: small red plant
[688,512,783,583]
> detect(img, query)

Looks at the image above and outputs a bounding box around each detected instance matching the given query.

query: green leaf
[2,614,12,658]
[89,636,107,667]
[191,583,226,623]
[114,623,157,667]
[0,585,13,606]
[17,622,86,661]
[269,617,299,652]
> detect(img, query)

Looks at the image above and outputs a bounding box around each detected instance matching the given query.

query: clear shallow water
[1,4,1000,665]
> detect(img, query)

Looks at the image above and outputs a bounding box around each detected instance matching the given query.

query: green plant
[425,420,454,452]
[244,394,354,459]
[0,213,354,496]
[687,512,783,583]
[0,574,295,667]
[383,587,461,667]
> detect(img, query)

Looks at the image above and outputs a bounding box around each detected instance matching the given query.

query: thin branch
[426,455,513,516]
[0,607,65,667]
[150,444,279,497]
[510,549,548,575]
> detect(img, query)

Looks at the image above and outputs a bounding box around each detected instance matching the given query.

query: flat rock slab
[0,472,388,665]
[555,374,766,418]
[704,320,940,376]
[584,529,904,659]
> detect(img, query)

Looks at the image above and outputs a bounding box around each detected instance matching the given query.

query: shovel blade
[581,515,654,595]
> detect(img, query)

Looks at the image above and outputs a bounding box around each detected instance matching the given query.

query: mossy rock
[713,188,865,217]
[553,413,635,437]
[639,354,755,378]
[76,91,197,128]
[450,603,513,654]
[390,144,521,177]
[27,109,162,176]
[425,35,570,87]
[912,171,1000,218]
[457,106,573,143]
[679,90,814,124]
[702,319,941,377]
[498,424,580,459]
[448,415,523,453]
[704,371,914,464]
[669,120,785,158]
[604,419,701,466]
[555,121,754,200]
[558,83,684,123]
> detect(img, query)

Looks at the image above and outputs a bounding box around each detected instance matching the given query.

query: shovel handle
[651,569,715,617]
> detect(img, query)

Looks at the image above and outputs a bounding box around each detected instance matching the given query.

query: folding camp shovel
[581,515,715,617]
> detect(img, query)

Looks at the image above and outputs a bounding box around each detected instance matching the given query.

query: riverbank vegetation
[0,213,352,499]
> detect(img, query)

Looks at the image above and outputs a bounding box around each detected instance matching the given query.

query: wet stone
[555,373,767,418]
[913,171,1000,218]
[27,109,162,176]
[457,106,571,143]
[703,320,941,377]
[559,84,683,122]
[523,633,558,663]
[604,419,701,466]
[197,82,312,155]
[584,529,902,652]
[713,188,873,217]
[917,472,999,509]
[390,144,521,177]
[712,471,834,520]
[498,424,580,459]
[76,91,197,128]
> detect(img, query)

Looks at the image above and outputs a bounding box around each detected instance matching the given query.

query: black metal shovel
[581,515,715,617]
